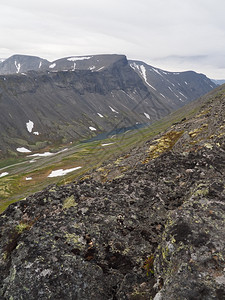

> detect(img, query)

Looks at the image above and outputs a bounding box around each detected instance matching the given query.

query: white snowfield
[96,66,105,71]
[49,63,56,69]
[48,167,82,178]
[0,172,9,178]
[130,63,156,91]
[26,120,34,133]
[109,106,119,113]
[67,56,92,61]
[97,113,104,118]
[89,126,97,131]
[144,113,151,119]
[29,152,53,157]
[101,143,114,146]
[17,147,31,153]
[26,120,40,135]
[28,148,69,159]
[15,61,21,73]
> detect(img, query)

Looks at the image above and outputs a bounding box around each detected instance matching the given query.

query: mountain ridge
[0,54,216,158]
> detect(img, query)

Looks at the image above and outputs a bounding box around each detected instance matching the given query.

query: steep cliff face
[0,54,217,158]
[0,85,224,299]
[0,56,167,156]
[129,60,217,105]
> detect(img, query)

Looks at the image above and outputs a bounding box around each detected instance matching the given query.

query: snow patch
[101,143,114,146]
[140,65,156,90]
[48,167,82,178]
[28,148,68,158]
[17,147,31,153]
[160,93,166,98]
[26,120,34,133]
[97,113,104,118]
[72,62,76,71]
[29,152,53,157]
[109,106,119,113]
[153,68,163,76]
[26,177,32,181]
[144,113,151,119]
[0,172,9,178]
[67,56,92,61]
[15,61,21,73]
[121,90,135,100]
[185,81,188,85]
[39,61,42,68]
[33,132,40,135]
[96,66,105,71]
[89,126,96,131]
[178,91,187,99]
[49,63,56,69]
[89,66,96,71]
[129,63,137,71]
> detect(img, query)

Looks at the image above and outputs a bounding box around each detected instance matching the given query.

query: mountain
[211,79,225,85]
[0,83,224,299]
[0,54,49,75]
[0,54,216,158]
[129,60,216,104]
[41,54,126,72]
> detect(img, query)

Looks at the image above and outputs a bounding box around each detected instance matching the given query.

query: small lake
[82,123,147,143]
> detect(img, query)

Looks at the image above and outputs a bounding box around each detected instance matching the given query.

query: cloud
[0,0,225,78]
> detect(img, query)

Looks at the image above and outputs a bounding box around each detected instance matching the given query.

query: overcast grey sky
[0,0,225,78]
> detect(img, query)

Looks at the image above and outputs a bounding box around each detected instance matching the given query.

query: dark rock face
[0,85,224,299]
[129,60,217,105]
[0,54,217,157]
[0,54,49,75]
[0,57,166,156]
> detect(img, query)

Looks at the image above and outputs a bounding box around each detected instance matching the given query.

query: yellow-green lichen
[189,124,208,138]
[16,223,31,234]
[193,185,209,197]
[63,196,77,209]
[147,131,184,160]
[65,233,84,249]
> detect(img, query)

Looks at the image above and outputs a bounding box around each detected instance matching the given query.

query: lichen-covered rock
[154,149,225,299]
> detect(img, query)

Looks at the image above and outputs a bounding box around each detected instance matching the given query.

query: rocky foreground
[0,86,225,299]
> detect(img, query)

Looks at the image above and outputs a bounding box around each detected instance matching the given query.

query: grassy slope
[1,84,224,213]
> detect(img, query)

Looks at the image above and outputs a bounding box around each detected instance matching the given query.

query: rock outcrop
[0,85,224,299]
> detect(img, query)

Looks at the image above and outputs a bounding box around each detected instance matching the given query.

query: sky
[0,0,225,79]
